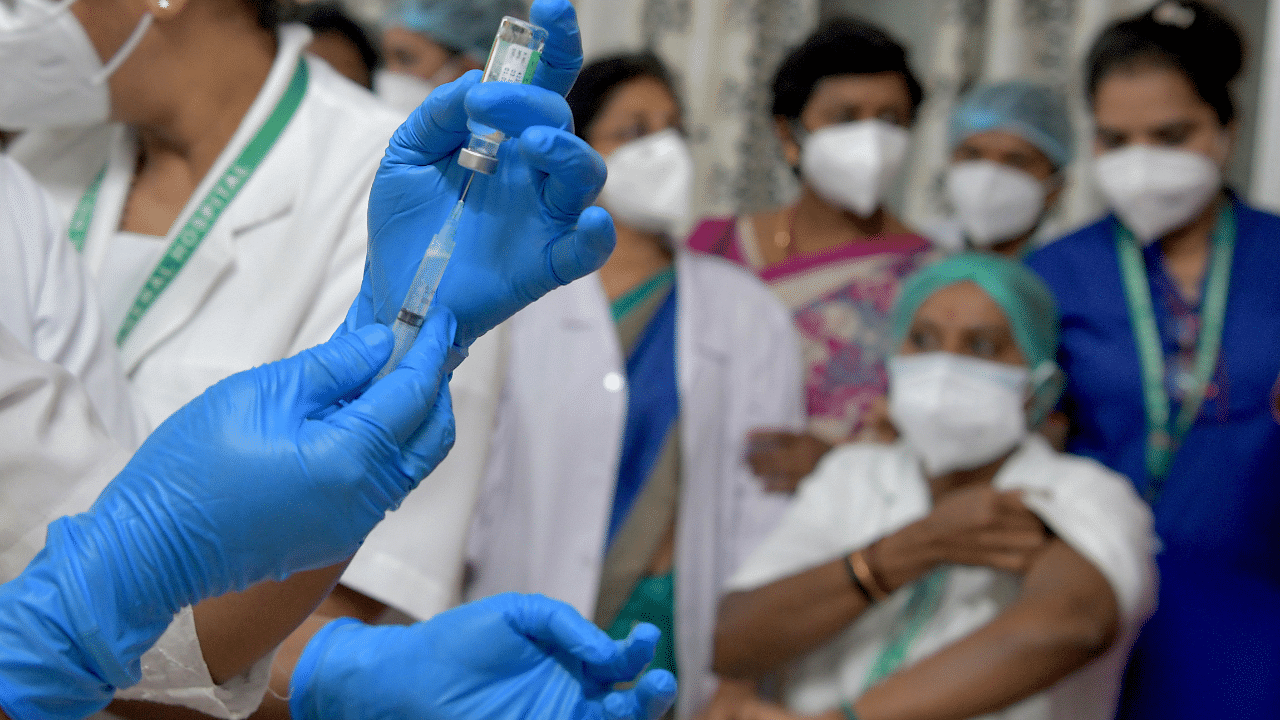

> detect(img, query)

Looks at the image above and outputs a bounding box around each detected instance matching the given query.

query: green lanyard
[68,165,107,253]
[69,58,309,347]
[1114,205,1236,502]
[863,569,947,688]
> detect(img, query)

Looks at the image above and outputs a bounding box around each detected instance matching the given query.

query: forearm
[193,560,353,685]
[844,603,1103,720]
[241,582,393,720]
[715,556,872,678]
[102,562,356,720]
[849,541,1119,720]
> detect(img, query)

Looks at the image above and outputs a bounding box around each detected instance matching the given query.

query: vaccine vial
[457,17,549,174]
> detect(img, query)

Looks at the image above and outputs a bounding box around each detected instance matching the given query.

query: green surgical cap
[385,0,529,63]
[949,81,1073,169]
[891,253,1064,417]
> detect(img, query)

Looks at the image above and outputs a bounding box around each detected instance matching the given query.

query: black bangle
[842,553,874,603]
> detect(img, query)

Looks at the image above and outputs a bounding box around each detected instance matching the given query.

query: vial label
[493,41,541,84]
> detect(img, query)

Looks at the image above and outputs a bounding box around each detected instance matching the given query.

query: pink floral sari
[688,216,934,443]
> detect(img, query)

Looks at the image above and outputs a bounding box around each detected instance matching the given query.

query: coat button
[603,371,624,392]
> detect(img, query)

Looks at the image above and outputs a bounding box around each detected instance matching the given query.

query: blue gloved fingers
[529,0,583,97]
[290,325,394,417]
[603,670,678,720]
[386,71,480,167]
[548,205,616,286]
[507,594,620,666]
[289,618,384,720]
[396,381,456,483]
[333,308,456,446]
[636,670,679,719]
[518,126,607,220]
[590,622,659,683]
[464,83,574,139]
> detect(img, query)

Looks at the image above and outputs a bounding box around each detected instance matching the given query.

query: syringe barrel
[457,16,549,174]
[373,200,464,381]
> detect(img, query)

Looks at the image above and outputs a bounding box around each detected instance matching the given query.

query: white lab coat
[466,252,807,719]
[9,25,402,429]
[10,28,501,623]
[0,156,139,447]
[0,158,270,718]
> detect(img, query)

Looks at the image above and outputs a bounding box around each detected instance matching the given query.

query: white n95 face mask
[599,128,694,235]
[800,119,910,218]
[0,0,153,130]
[1094,145,1222,245]
[946,160,1048,248]
[888,352,1030,476]
[373,69,436,115]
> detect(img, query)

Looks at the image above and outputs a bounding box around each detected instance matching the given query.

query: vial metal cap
[459,147,498,174]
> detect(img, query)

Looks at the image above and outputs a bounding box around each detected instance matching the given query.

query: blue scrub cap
[891,253,1064,420]
[949,81,1074,170]
[385,0,530,63]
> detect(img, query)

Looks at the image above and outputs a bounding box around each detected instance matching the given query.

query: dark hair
[1086,0,1244,124]
[771,17,924,123]
[244,0,285,30]
[289,2,382,75]
[566,52,678,140]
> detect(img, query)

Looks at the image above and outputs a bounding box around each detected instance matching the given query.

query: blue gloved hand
[349,0,614,350]
[290,593,678,720]
[0,312,457,720]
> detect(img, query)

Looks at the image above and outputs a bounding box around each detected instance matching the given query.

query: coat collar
[556,253,734,357]
[111,26,313,372]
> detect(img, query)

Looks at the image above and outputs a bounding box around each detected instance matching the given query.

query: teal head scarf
[890,253,1064,421]
[385,0,530,64]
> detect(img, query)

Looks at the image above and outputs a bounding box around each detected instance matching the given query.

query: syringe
[374,16,549,381]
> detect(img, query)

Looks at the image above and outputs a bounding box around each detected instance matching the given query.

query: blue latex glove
[349,0,614,350]
[290,593,678,720]
[0,313,457,720]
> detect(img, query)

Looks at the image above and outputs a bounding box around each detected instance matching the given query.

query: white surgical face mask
[888,352,1030,476]
[800,119,910,218]
[599,128,694,235]
[1094,145,1222,245]
[373,69,436,115]
[946,160,1049,248]
[0,0,153,130]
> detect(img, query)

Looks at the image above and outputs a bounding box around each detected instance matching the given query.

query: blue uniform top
[1027,193,1280,720]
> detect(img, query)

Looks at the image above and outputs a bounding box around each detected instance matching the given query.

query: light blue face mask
[0,0,153,128]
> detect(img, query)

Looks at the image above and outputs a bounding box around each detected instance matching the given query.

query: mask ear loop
[91,12,153,84]
[1023,168,1066,245]
[1025,360,1063,426]
[786,119,809,179]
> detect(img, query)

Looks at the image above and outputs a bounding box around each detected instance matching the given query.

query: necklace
[773,205,799,259]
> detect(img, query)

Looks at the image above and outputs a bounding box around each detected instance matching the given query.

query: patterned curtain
[336,0,817,220]
[579,0,819,221]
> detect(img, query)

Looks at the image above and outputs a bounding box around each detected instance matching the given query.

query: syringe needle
[459,171,476,203]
